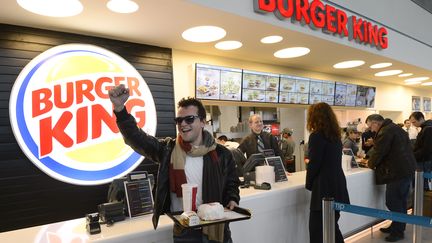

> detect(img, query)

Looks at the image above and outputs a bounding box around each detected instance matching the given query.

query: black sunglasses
[174,115,201,125]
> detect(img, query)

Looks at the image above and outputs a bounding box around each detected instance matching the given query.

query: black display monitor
[243,153,266,174]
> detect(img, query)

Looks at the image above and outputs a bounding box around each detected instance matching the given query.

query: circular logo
[9,44,157,185]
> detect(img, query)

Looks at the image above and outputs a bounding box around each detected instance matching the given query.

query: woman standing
[305,102,350,243]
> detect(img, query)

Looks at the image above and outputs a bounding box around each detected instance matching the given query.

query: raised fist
[108,84,130,112]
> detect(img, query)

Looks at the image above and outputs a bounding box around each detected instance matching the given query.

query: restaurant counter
[0,168,385,243]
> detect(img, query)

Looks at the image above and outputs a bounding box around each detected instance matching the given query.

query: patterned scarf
[169,130,217,196]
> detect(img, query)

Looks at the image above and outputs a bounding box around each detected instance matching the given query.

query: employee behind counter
[238,114,282,159]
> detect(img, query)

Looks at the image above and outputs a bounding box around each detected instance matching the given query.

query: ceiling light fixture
[405,77,430,82]
[421,82,432,86]
[215,41,242,50]
[405,81,421,85]
[274,47,310,58]
[333,60,365,69]
[374,70,403,77]
[398,73,413,77]
[182,26,226,43]
[261,36,283,44]
[107,0,139,13]
[369,62,392,69]
[17,0,83,17]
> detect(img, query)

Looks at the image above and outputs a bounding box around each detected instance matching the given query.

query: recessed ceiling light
[107,0,139,13]
[405,81,421,85]
[374,70,403,77]
[261,36,283,44]
[182,26,226,43]
[398,73,413,77]
[369,62,392,69]
[274,47,310,58]
[17,0,83,17]
[215,41,242,50]
[421,82,432,86]
[405,77,430,82]
[333,60,365,69]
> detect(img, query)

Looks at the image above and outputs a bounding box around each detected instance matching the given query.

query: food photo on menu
[242,89,265,102]
[295,77,310,94]
[266,76,279,92]
[309,79,322,94]
[195,64,220,100]
[322,81,335,96]
[297,93,309,104]
[280,76,296,92]
[265,91,278,103]
[220,69,242,101]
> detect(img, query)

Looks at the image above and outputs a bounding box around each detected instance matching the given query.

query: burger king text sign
[9,44,157,185]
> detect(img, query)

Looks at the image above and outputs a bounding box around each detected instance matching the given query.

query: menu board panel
[335,82,347,106]
[309,79,334,105]
[297,93,309,104]
[280,76,296,92]
[346,84,357,106]
[195,64,242,101]
[296,77,310,93]
[220,69,242,100]
[242,70,279,102]
[424,97,431,112]
[356,85,375,107]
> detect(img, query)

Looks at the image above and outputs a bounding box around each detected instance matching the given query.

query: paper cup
[255,165,275,185]
[181,183,198,212]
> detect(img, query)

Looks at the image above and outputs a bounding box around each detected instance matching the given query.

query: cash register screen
[342,148,359,168]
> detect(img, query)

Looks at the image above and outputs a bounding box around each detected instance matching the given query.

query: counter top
[0,168,385,243]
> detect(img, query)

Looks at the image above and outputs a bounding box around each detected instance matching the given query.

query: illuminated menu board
[195,64,242,101]
[309,79,335,105]
[356,85,376,107]
[194,63,376,108]
[242,70,279,103]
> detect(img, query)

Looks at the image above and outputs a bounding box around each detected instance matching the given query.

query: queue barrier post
[413,170,424,243]
[322,198,335,243]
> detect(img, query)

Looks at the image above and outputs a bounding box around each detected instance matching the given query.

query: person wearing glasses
[238,114,282,159]
[109,84,240,243]
[365,114,415,242]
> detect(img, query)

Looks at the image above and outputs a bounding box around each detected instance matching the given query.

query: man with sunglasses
[238,114,282,159]
[109,84,240,243]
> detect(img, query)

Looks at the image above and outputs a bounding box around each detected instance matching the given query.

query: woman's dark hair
[307,102,341,142]
[177,97,206,121]
[409,111,424,121]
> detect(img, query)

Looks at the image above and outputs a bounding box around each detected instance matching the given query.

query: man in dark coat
[109,84,240,243]
[238,114,282,159]
[366,114,415,242]
[409,111,432,190]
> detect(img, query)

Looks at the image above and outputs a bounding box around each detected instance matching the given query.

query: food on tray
[179,211,200,226]
[197,202,224,221]
[197,85,209,94]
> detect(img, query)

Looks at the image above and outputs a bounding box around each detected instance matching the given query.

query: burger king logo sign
[9,44,157,185]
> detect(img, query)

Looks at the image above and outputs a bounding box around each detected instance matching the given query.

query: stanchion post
[413,170,423,243]
[322,198,335,243]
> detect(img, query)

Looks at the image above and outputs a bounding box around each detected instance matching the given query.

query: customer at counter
[403,119,419,147]
[365,114,415,242]
[238,114,282,158]
[305,102,350,243]
[361,126,375,155]
[343,126,360,157]
[409,112,432,190]
[109,84,240,243]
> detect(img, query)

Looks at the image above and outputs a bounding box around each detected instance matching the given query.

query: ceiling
[0,0,431,88]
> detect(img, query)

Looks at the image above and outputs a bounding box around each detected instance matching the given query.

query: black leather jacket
[114,108,240,229]
[413,119,432,163]
[367,119,415,184]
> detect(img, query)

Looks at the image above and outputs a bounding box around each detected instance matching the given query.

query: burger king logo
[9,44,157,185]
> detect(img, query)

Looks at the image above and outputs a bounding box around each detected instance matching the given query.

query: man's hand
[108,84,130,112]
[226,200,238,210]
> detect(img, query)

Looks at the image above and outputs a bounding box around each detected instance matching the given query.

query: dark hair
[217,135,228,142]
[404,119,410,123]
[306,102,341,142]
[409,111,424,121]
[366,114,384,123]
[177,97,206,121]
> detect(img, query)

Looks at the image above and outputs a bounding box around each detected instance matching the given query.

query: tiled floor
[345,220,432,243]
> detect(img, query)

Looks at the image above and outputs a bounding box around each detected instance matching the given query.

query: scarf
[169,130,217,197]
